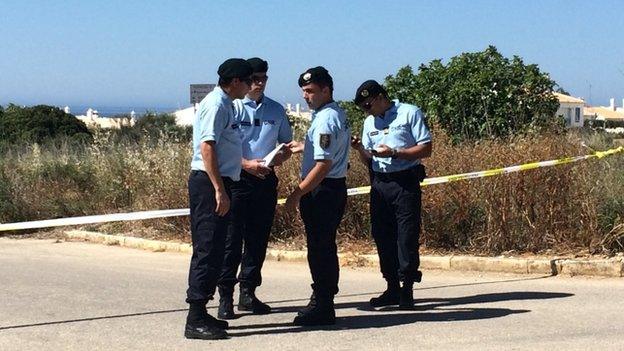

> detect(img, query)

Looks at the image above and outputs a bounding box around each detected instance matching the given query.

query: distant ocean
[67,105,179,117]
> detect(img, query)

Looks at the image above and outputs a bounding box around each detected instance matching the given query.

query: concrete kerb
[64,230,623,278]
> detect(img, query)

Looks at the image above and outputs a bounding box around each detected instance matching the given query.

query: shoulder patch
[319,134,331,149]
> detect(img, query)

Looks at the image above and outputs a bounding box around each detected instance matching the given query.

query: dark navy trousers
[299,177,347,299]
[370,166,425,284]
[218,171,278,294]
[186,170,234,303]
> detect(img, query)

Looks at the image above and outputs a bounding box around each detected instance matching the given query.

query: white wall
[556,102,584,127]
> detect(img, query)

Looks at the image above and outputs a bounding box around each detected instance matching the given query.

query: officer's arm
[395,142,432,160]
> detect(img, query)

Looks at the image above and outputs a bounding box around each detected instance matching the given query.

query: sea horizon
[66,105,181,117]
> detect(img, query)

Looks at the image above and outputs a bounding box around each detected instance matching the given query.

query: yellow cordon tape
[1,146,622,232]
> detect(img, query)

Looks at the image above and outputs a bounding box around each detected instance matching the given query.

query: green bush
[0,104,92,146]
[384,46,563,143]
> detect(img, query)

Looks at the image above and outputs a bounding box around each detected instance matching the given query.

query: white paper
[262,143,286,166]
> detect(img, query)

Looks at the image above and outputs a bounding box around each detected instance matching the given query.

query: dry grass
[1,126,622,255]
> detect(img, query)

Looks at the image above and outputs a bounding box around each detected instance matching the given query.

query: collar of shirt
[242,94,265,109]
[376,100,399,119]
[215,86,233,105]
[311,101,338,119]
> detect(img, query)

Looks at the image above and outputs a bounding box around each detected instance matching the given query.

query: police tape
[1,146,622,232]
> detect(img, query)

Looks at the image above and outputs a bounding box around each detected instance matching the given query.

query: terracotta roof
[553,92,585,104]
[584,106,624,120]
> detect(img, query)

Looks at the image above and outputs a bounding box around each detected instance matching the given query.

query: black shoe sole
[184,330,229,340]
[370,300,400,308]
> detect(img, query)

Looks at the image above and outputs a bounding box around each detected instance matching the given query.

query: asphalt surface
[1,238,623,350]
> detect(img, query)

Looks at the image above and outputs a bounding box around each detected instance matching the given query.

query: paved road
[1,238,623,350]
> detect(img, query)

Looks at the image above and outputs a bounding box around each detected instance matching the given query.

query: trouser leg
[394,181,422,283]
[238,173,278,288]
[299,179,347,299]
[186,171,232,303]
[370,180,400,284]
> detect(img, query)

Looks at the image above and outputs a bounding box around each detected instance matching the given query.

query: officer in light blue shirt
[217,57,293,320]
[351,80,432,311]
[284,66,350,326]
[185,58,253,341]
[300,100,350,179]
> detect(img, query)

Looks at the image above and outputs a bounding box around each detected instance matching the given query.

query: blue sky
[1,0,623,110]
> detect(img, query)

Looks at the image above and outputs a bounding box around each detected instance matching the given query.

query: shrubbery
[0,104,92,148]
[1,125,622,254]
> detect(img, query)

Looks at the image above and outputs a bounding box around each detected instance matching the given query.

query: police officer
[350,80,432,309]
[184,58,253,340]
[284,66,350,326]
[217,57,293,319]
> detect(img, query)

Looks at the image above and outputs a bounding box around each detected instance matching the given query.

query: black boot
[399,281,414,309]
[297,292,317,317]
[185,302,229,340]
[293,295,335,326]
[218,290,236,320]
[370,280,400,307]
[238,286,271,314]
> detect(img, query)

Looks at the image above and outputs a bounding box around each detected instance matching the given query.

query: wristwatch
[391,148,398,158]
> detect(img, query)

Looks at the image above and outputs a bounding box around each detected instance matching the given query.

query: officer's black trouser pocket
[299,178,347,298]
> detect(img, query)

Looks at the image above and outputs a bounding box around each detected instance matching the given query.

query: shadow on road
[0,275,570,333]
[229,290,571,336]
[228,308,530,337]
[0,308,188,331]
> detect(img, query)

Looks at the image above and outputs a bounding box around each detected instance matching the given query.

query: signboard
[190,84,216,104]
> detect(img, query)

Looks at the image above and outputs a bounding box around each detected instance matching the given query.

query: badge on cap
[319,134,331,149]
[303,72,312,81]
[361,89,369,97]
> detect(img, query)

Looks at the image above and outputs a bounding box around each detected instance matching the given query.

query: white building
[584,98,624,123]
[173,106,195,126]
[76,108,134,129]
[554,92,585,127]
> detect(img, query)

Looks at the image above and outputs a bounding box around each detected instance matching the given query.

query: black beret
[298,66,333,90]
[354,80,386,104]
[247,57,268,73]
[217,58,253,79]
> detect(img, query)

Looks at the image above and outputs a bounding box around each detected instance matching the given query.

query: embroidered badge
[303,72,312,81]
[361,89,369,97]
[319,134,331,149]
[254,119,260,126]
[383,128,390,135]
[369,131,379,136]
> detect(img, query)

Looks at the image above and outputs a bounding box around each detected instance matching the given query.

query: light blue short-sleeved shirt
[301,101,350,179]
[233,95,293,160]
[191,86,243,181]
[361,100,431,173]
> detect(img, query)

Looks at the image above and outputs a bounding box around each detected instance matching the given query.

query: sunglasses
[252,75,268,83]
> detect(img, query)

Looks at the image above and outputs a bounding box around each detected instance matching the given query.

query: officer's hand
[271,147,292,167]
[374,144,394,158]
[243,159,271,179]
[215,189,230,217]
[286,141,304,154]
[350,135,363,150]
[284,191,301,213]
